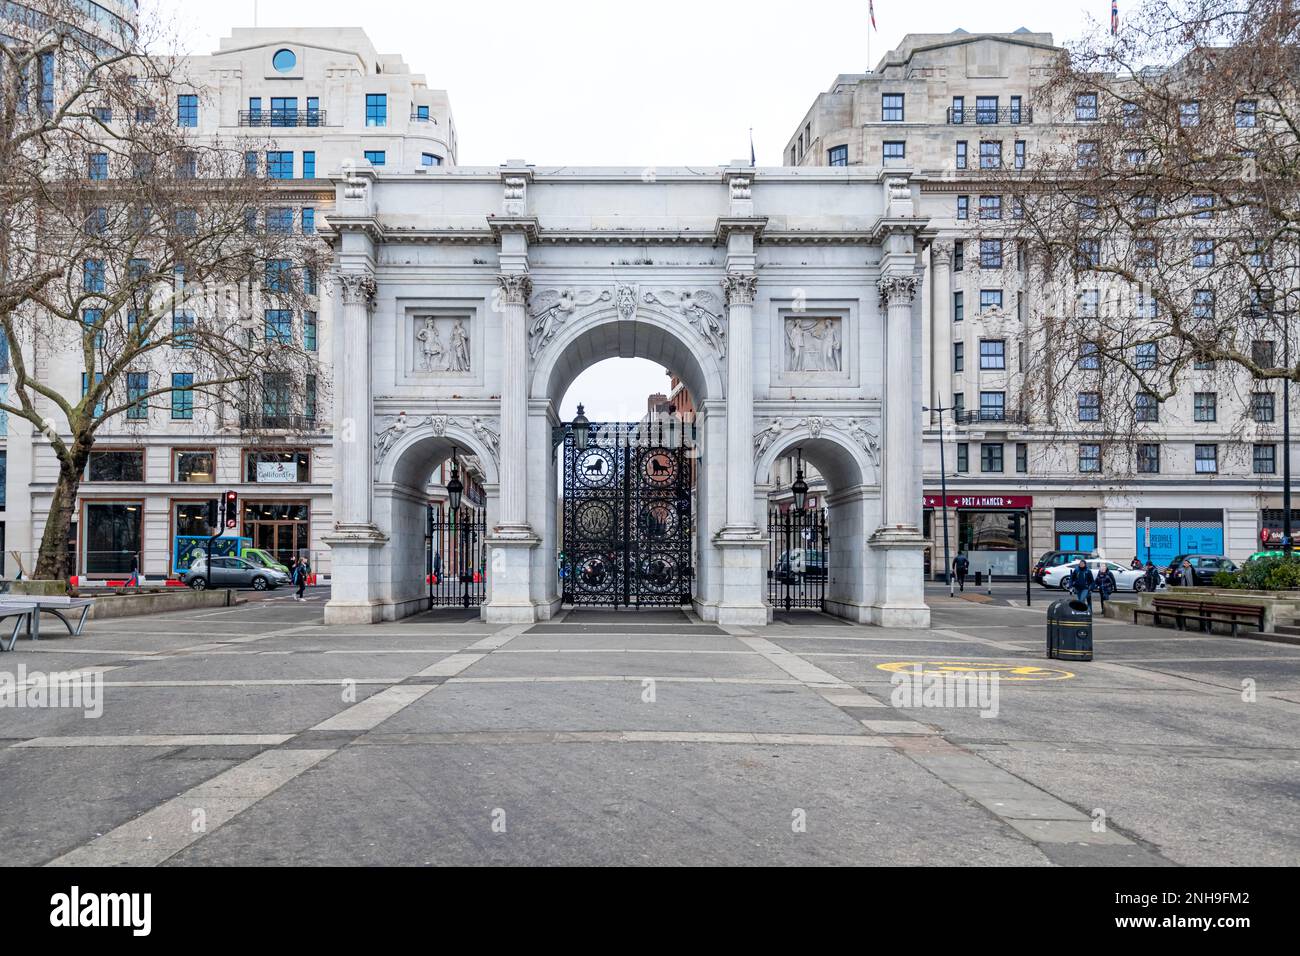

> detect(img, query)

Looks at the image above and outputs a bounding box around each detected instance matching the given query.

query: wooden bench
[0,604,38,652]
[1,597,95,645]
[1133,597,1265,636]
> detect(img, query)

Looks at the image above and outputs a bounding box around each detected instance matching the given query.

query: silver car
[183,556,289,591]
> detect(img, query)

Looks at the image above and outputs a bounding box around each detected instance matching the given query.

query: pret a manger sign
[923,494,1033,510]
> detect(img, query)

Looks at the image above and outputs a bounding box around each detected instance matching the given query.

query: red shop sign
[923,494,1033,510]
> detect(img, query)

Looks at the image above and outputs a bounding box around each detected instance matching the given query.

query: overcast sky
[152,0,1107,418]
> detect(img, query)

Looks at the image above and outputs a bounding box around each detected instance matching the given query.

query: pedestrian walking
[1095,565,1116,610]
[126,552,139,588]
[1130,556,1142,570]
[1179,558,1195,588]
[1144,561,1161,592]
[1068,559,1094,607]
[953,553,970,592]
[293,557,308,602]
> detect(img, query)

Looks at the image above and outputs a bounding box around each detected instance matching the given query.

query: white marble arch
[370,422,500,621]
[753,426,881,623]
[528,303,727,619]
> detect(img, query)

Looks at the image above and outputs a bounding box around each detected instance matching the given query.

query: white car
[1041,558,1165,592]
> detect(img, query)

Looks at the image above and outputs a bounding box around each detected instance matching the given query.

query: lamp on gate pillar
[446,447,463,512]
[572,403,591,452]
[791,450,809,511]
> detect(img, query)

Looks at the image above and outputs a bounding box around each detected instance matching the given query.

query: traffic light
[223,490,239,530]
[206,499,219,530]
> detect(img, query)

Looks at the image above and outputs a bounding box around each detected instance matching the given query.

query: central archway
[527,302,726,619]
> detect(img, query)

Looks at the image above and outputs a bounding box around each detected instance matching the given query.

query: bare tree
[1,2,323,578]
[979,0,1300,473]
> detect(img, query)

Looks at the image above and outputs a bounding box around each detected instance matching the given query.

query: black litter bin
[1047,599,1093,661]
[974,570,983,587]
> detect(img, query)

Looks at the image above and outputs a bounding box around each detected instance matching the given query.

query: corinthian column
[879,273,920,531]
[722,272,759,533]
[496,272,533,533]
[334,270,377,529]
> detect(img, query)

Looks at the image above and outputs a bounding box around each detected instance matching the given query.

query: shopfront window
[84,502,142,575]
[958,510,1027,576]
[86,450,144,482]
[242,502,310,568]
[174,450,215,483]
[245,451,310,483]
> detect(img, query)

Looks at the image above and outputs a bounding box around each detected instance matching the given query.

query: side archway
[371,416,501,620]
[754,422,882,623]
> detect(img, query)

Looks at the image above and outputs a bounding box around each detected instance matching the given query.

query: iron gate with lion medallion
[561,419,695,607]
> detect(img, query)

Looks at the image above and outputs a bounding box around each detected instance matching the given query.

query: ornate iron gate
[768,508,829,611]
[561,420,694,607]
[427,504,486,609]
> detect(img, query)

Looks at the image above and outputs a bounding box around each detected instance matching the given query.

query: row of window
[952,340,1007,372]
[1073,390,1279,424]
[955,139,1027,170]
[953,441,1280,475]
[952,289,1007,321]
[83,258,319,298]
[80,371,318,423]
[1075,92,1258,128]
[83,449,313,484]
[950,392,1008,421]
[88,148,443,182]
[1077,338,1277,371]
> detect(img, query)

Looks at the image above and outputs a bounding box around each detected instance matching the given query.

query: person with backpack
[1068,559,1095,607]
[953,553,970,592]
[1144,561,1161,593]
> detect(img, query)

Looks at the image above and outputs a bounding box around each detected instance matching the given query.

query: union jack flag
[870,0,877,31]
[1111,0,1119,35]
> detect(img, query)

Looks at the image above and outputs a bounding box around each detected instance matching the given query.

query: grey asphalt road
[1,592,1296,866]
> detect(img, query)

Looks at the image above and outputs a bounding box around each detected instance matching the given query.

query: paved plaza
[1,589,1297,867]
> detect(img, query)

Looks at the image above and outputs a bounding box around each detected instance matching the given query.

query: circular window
[272,49,297,72]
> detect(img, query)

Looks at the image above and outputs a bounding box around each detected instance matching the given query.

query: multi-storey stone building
[0,26,457,580]
[787,29,1295,577]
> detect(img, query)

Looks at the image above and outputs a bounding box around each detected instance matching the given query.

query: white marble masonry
[322,163,930,627]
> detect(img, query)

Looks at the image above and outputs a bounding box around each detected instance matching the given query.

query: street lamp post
[923,404,955,598]
[446,447,464,605]
[1285,313,1294,561]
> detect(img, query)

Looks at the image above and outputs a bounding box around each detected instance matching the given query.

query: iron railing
[946,106,1033,125]
[238,110,327,128]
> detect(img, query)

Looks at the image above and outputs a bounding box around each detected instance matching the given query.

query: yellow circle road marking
[876,661,1076,681]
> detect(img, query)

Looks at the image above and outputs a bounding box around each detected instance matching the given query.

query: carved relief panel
[770,300,857,388]
[396,301,483,388]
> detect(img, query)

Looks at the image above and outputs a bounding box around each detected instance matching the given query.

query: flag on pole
[1111,0,1119,35]
[869,0,877,31]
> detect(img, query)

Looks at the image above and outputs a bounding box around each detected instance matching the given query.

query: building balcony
[951,410,1030,427]
[238,111,328,128]
[239,412,318,431]
[946,107,1033,125]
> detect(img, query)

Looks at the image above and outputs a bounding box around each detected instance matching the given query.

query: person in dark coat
[1095,566,1117,609]
[953,554,970,592]
[1068,559,1095,606]
[1144,562,1161,592]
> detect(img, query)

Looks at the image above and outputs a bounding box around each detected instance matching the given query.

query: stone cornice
[714,216,768,245]
[486,215,541,243]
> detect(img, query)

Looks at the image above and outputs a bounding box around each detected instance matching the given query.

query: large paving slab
[166,742,1052,867]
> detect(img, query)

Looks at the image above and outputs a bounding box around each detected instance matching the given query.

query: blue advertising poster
[173,536,250,575]
[1136,516,1223,569]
